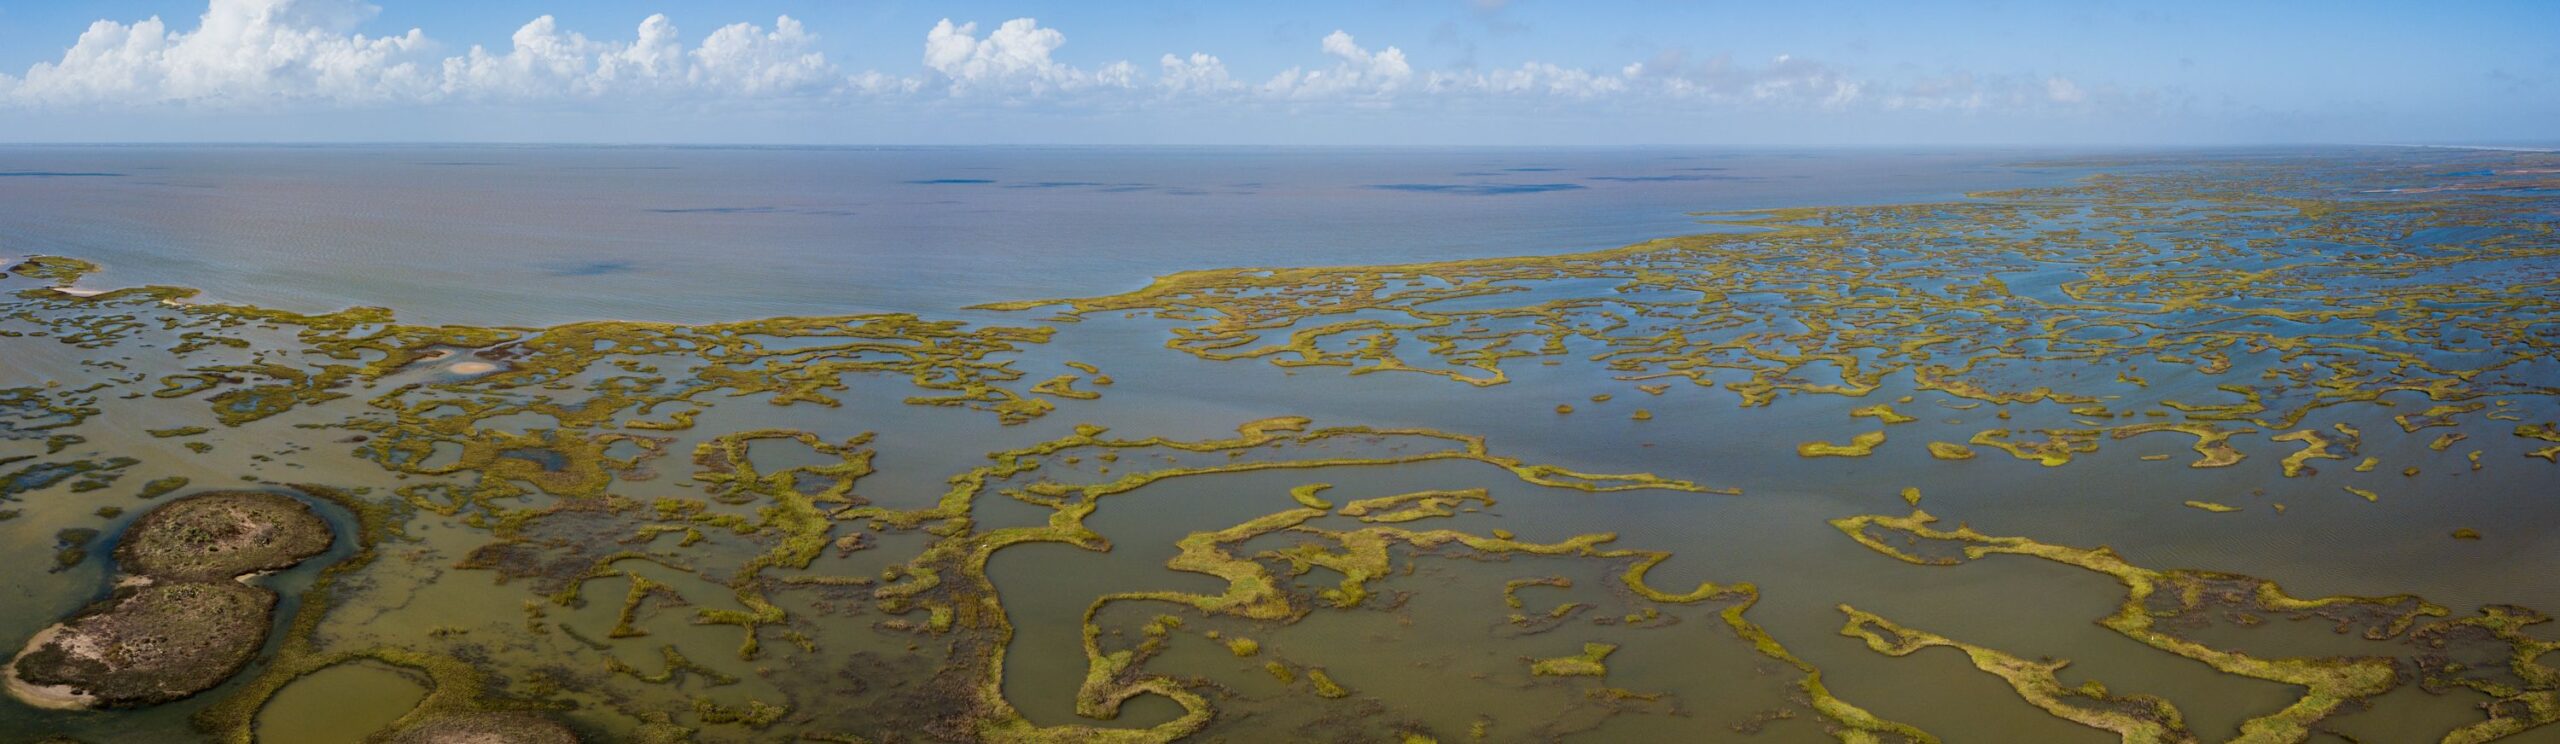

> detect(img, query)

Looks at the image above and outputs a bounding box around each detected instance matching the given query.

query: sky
[0,0,2550,145]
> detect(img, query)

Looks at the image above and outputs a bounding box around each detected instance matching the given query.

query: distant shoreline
[2378,143,2560,153]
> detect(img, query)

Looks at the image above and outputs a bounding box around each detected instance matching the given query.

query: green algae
[1,152,2553,742]
[4,457,138,500]
[8,257,1109,433]
[1839,606,2192,743]
[817,417,1907,742]
[1305,668,1351,699]
[4,256,100,285]
[49,527,98,570]
[1969,428,2100,467]
[381,712,580,744]
[185,484,548,744]
[981,160,2560,489]
[1287,482,1336,510]
[1336,488,1492,523]
[1798,431,1886,458]
[692,698,788,728]
[2110,422,2252,468]
[1851,404,1916,424]
[1527,643,1617,678]
[1832,509,2560,741]
[605,573,685,639]
[147,404,1774,740]
[132,476,188,500]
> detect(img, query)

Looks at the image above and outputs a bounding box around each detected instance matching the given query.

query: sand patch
[4,626,98,710]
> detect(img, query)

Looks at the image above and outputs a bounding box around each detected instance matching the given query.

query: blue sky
[0,0,2550,145]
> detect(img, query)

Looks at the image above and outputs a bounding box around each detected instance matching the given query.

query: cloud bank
[0,0,2116,116]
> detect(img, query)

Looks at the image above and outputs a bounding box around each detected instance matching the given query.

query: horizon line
[4,141,2548,150]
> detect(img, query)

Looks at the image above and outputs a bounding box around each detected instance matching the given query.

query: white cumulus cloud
[1158,53,1240,96]
[2045,76,2087,104]
[4,0,433,106]
[689,17,837,95]
[1621,51,1864,108]
[923,18,1132,96]
[1262,31,1413,99]
[0,1,2141,123]
[438,13,836,100]
[0,0,848,107]
[1438,62,1630,98]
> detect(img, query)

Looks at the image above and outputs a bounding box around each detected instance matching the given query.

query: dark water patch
[1367,183,1586,195]
[499,447,571,472]
[0,145,2101,328]
[984,181,1211,194]
[4,459,128,497]
[541,260,636,277]
[0,172,123,178]
[1503,167,1564,172]
[416,162,507,167]
[907,178,997,185]
[643,206,857,217]
[1586,174,1754,183]
[647,206,779,214]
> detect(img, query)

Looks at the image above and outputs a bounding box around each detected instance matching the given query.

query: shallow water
[254,663,428,744]
[0,146,2555,743]
[0,145,2080,325]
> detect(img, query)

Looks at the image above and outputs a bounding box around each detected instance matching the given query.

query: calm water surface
[0,145,2080,324]
[0,146,2549,743]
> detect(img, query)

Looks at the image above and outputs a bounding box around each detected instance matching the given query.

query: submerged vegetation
[0,149,2556,741]
[1833,509,2560,742]
[985,153,2560,485]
